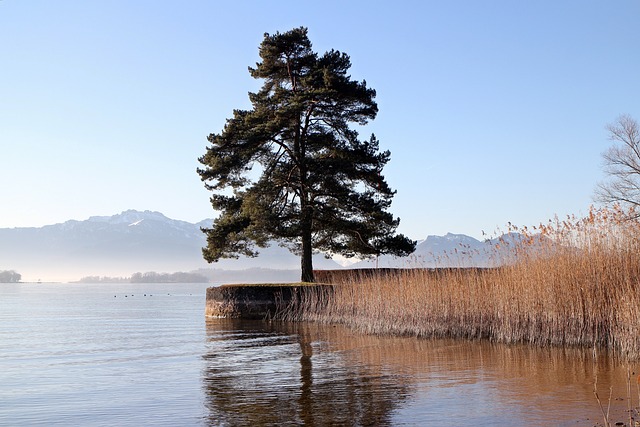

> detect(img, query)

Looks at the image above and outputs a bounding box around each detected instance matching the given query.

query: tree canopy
[595,114,640,218]
[0,270,21,283]
[198,27,415,282]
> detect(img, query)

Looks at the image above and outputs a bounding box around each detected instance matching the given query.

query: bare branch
[595,115,640,214]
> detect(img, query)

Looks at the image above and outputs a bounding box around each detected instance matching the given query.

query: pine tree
[198,27,415,282]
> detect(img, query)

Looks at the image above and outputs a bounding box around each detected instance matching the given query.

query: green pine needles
[198,27,415,282]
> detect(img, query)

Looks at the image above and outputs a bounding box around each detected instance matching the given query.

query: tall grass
[291,206,640,359]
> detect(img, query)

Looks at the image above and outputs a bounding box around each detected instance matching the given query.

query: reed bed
[290,206,640,359]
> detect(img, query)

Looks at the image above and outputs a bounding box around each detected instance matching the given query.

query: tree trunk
[300,203,314,282]
[301,224,314,283]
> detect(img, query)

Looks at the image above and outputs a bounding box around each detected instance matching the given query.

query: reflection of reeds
[293,206,640,359]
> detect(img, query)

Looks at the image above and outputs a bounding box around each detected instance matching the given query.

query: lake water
[0,283,636,426]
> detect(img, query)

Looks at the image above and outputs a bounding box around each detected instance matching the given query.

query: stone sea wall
[312,268,407,283]
[205,284,332,319]
[313,268,490,283]
[205,269,490,320]
[204,269,394,320]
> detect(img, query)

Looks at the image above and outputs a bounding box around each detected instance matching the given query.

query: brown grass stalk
[286,206,640,359]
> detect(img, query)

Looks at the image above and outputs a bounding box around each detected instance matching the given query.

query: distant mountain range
[0,210,522,282]
[352,232,521,268]
[0,210,339,282]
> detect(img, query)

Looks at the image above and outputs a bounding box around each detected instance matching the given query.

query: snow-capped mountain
[0,210,339,282]
[351,232,520,268]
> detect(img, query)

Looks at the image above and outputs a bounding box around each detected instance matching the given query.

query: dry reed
[290,206,640,359]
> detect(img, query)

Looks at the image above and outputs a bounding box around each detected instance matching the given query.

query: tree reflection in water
[203,319,640,426]
[202,319,410,426]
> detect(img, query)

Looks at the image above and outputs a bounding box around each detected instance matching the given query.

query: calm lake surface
[0,282,636,426]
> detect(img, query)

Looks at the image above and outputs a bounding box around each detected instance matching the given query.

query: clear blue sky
[2,1,639,240]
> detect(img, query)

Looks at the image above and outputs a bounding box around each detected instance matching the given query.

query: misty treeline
[0,270,21,283]
[77,276,129,283]
[130,272,208,283]
[77,271,208,283]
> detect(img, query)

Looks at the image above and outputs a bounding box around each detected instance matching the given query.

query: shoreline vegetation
[0,270,21,283]
[272,206,640,359]
[75,269,300,284]
[77,271,209,283]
